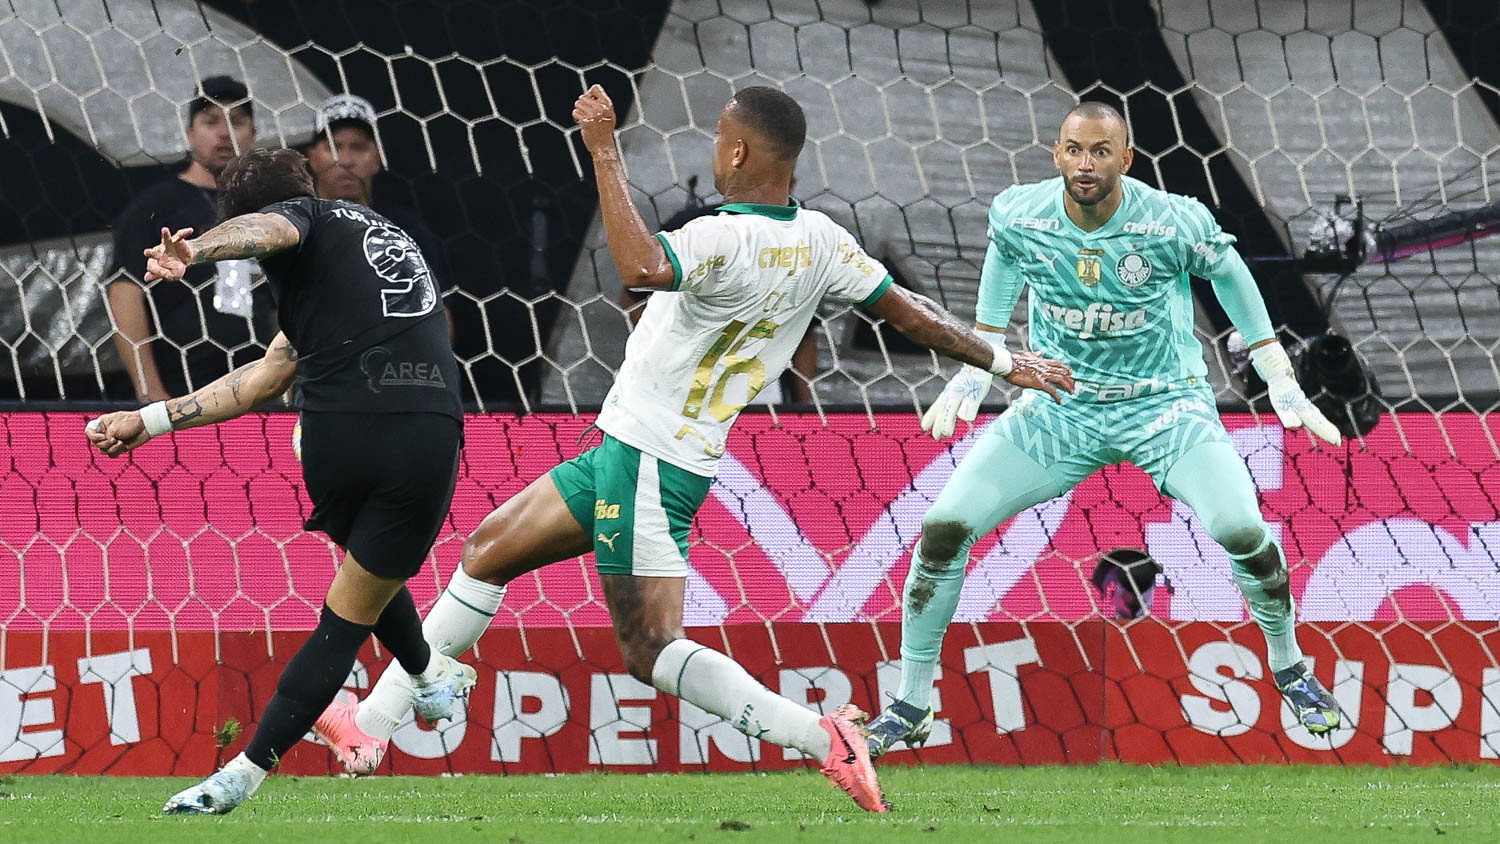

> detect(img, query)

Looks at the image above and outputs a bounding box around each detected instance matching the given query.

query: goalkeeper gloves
[1249,342,1343,446]
[921,334,1012,440]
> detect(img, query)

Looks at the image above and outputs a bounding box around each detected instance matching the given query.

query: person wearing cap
[305,94,453,341]
[106,75,275,400]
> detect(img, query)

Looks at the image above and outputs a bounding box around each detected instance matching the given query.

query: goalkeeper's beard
[1066,174,1117,206]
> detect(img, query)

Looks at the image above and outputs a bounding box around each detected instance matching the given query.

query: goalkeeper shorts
[549,434,712,577]
[299,410,462,579]
[990,381,1231,490]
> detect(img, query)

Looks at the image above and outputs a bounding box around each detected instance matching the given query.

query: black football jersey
[258,196,461,420]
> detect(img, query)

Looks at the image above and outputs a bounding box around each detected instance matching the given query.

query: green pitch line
[1,764,1497,843]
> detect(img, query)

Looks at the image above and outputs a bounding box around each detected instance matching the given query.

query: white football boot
[162,753,266,815]
[412,652,478,722]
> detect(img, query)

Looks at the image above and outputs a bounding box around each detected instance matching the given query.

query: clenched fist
[572,84,618,156]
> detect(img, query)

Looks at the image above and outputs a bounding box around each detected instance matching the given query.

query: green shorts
[549,434,712,577]
[990,381,1231,490]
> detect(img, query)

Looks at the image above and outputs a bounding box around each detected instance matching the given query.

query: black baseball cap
[188,75,252,123]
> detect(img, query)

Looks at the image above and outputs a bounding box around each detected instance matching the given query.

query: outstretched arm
[143,214,302,282]
[865,284,1074,401]
[86,333,300,457]
[573,85,675,290]
[866,284,1001,372]
[1208,249,1276,349]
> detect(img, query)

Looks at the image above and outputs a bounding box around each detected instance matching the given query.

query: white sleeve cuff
[980,331,1012,377]
[140,401,173,437]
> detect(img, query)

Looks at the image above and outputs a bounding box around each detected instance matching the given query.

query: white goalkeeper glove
[1249,342,1343,446]
[921,335,1013,441]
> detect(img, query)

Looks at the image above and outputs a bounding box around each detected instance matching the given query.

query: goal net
[1,0,1498,775]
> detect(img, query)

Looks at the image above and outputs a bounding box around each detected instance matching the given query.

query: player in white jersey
[311,85,1073,811]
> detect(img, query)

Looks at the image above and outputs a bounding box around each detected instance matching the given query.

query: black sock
[244,604,371,770]
[373,586,432,675]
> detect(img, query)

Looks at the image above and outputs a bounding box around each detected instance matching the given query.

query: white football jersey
[597,200,892,476]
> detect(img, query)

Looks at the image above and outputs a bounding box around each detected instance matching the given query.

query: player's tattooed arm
[87,333,300,456]
[865,285,1002,370]
[866,285,1075,401]
[189,214,302,263]
[144,215,302,282]
[160,333,300,432]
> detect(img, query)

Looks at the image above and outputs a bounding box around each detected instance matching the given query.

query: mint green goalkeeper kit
[896,176,1303,707]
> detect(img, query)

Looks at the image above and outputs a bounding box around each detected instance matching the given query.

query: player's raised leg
[602,572,885,813]
[339,433,886,811]
[1162,440,1340,734]
[867,423,1066,758]
[580,436,883,810]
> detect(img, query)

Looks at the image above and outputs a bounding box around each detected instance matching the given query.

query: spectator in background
[623,194,818,404]
[107,75,274,400]
[304,94,453,341]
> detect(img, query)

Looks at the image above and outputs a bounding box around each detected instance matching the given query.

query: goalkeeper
[865,102,1344,758]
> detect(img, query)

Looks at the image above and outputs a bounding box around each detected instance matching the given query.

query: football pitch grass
[2,764,1498,842]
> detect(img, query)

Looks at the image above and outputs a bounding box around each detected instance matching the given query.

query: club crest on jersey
[1116,252,1154,288]
[1075,248,1104,287]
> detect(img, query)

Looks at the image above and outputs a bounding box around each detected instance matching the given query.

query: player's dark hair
[728,86,806,162]
[217,148,316,218]
[1065,100,1129,143]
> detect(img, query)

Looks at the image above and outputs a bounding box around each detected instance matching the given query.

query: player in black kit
[85,148,474,815]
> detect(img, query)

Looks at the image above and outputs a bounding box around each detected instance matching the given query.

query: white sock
[355,670,413,740]
[424,566,508,657]
[225,752,269,795]
[650,638,831,761]
[355,567,506,740]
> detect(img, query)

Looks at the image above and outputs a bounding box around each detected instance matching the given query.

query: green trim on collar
[654,232,683,290]
[717,197,800,221]
[858,273,895,308]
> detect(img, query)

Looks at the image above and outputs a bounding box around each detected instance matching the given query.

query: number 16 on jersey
[681,318,780,421]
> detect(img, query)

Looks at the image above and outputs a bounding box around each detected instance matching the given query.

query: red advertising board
[3,622,1498,774]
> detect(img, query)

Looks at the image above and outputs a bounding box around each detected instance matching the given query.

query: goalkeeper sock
[245,604,372,770]
[1228,534,1305,672]
[895,540,973,710]
[651,638,831,761]
[895,657,937,712]
[372,586,431,675]
[356,567,506,740]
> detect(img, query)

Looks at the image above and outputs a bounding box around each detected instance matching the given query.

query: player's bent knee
[619,631,681,684]
[917,519,971,567]
[1212,521,1270,560]
[460,516,510,581]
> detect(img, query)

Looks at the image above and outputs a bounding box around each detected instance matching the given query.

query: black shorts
[299,410,461,579]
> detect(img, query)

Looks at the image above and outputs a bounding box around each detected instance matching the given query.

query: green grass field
[2,765,1497,843]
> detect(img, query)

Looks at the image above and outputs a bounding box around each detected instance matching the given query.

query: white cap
[314,93,378,135]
